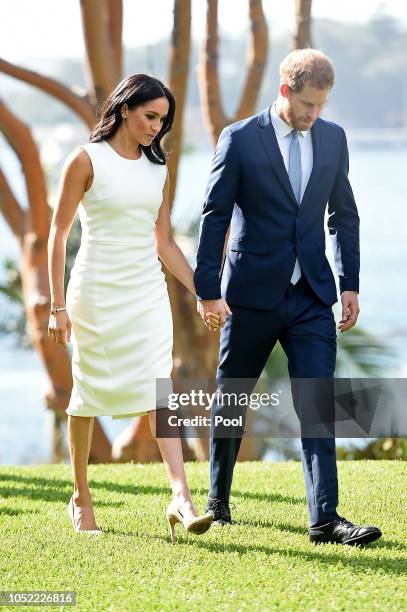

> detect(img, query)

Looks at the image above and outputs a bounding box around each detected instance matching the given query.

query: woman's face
[123,97,170,147]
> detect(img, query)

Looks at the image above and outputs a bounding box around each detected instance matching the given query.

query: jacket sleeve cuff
[339,276,359,293]
[195,290,222,302]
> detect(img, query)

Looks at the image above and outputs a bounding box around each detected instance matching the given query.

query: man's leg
[210,304,283,503]
[279,278,339,527]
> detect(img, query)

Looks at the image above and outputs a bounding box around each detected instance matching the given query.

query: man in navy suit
[194,49,381,546]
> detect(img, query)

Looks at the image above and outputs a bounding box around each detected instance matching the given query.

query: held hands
[48,309,71,350]
[339,291,360,333]
[197,298,232,332]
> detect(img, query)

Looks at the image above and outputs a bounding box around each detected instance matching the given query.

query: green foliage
[0,462,406,611]
[337,438,407,461]
[0,258,22,304]
[0,259,26,339]
[336,327,399,377]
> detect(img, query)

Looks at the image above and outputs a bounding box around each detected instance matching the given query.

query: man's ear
[280,83,289,98]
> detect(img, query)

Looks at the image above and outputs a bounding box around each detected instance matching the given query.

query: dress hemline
[65,405,167,420]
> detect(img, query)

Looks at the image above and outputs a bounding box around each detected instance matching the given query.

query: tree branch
[0,100,49,244]
[236,0,268,119]
[198,0,268,144]
[106,0,123,79]
[292,0,313,50]
[165,0,191,207]
[0,100,75,414]
[0,57,95,128]
[198,0,227,143]
[0,165,25,241]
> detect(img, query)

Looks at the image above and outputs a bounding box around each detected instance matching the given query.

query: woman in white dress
[47,74,222,542]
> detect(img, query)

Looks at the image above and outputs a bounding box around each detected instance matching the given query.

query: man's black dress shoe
[205,496,232,526]
[309,516,382,546]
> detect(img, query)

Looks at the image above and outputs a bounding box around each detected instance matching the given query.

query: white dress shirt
[270,102,314,282]
[270,102,313,202]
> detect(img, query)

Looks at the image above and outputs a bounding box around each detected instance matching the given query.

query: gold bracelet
[50,306,66,315]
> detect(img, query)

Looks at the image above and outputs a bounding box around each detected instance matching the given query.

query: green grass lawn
[0,461,406,611]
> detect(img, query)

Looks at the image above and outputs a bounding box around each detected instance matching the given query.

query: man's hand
[339,291,360,333]
[197,298,232,332]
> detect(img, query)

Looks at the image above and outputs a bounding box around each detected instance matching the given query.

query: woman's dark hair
[89,74,175,165]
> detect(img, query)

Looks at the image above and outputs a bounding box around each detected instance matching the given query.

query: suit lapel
[257,107,297,207]
[257,108,324,211]
[300,119,322,209]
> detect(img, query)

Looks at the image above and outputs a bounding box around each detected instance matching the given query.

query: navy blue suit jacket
[194,106,360,310]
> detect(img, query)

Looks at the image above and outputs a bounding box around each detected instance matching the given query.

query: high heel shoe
[67,495,102,535]
[166,500,213,544]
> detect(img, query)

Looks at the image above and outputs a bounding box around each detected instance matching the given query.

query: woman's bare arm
[154,172,196,294]
[47,148,92,347]
[154,172,220,330]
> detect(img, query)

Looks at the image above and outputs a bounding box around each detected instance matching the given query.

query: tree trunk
[0,166,25,241]
[198,0,268,144]
[111,0,211,462]
[0,2,125,464]
[165,0,214,459]
[164,0,191,205]
[80,0,122,108]
[106,0,123,79]
[0,101,111,462]
[292,0,313,50]
[0,100,73,410]
[196,0,269,460]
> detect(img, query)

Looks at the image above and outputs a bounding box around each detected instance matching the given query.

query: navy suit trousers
[210,276,339,527]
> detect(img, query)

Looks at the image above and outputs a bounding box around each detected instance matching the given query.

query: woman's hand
[48,310,72,350]
[198,299,231,333]
[204,311,222,332]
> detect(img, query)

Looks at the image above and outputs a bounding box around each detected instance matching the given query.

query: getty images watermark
[155,377,407,439]
[167,387,281,427]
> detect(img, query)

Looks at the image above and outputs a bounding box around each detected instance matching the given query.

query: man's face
[281,82,330,131]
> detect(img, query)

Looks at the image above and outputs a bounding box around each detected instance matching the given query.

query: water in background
[1,143,406,464]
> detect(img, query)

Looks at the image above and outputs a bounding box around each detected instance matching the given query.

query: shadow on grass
[0,484,125,507]
[2,473,404,561]
[239,519,407,552]
[0,473,149,505]
[239,518,308,536]
[0,474,305,511]
[233,490,305,505]
[0,473,166,499]
[0,507,39,517]
[0,472,213,505]
[148,533,407,577]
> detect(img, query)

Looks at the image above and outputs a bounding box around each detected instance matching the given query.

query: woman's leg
[67,415,98,529]
[148,410,197,518]
[86,416,95,464]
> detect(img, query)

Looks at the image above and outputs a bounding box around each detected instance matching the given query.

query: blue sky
[1,0,406,62]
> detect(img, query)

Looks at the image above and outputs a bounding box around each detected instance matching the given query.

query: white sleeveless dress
[65,141,173,419]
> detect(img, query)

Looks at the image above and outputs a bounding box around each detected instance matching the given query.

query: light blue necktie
[289,129,302,284]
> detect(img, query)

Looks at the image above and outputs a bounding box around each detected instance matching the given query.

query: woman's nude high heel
[67,495,102,535]
[166,500,213,544]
